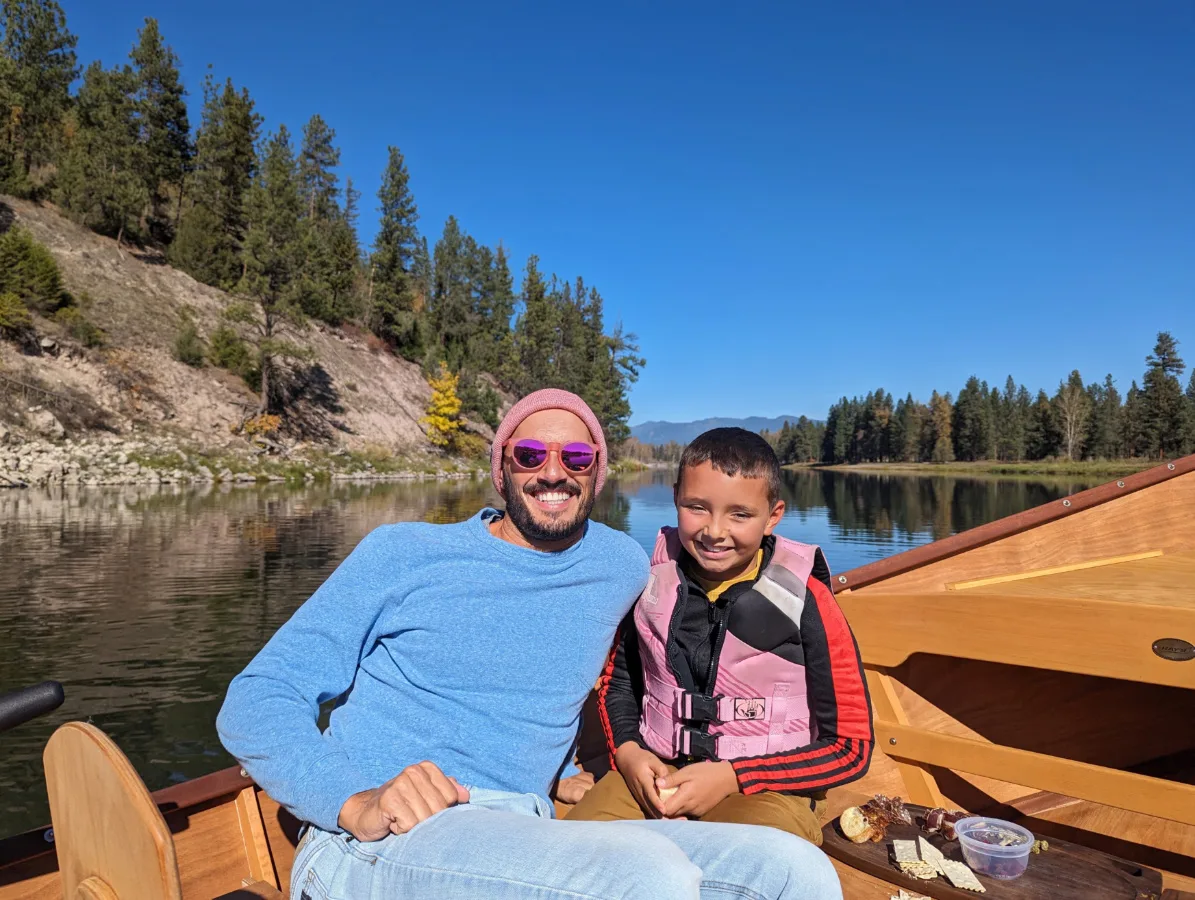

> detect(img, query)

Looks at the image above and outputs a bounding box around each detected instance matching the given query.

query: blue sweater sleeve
[216,527,399,832]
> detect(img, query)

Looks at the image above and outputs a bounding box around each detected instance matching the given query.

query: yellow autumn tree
[421,362,462,448]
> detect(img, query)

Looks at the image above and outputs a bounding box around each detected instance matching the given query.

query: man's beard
[501,475,596,544]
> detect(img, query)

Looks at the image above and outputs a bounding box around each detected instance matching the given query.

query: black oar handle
[0,681,65,734]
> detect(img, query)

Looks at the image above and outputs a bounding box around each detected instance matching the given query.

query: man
[218,388,841,899]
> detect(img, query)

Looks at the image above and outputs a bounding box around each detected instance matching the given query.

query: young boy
[567,427,874,844]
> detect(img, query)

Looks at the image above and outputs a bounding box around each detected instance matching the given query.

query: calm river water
[0,468,1101,837]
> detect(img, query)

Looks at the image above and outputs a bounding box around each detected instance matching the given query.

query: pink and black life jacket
[633,527,823,762]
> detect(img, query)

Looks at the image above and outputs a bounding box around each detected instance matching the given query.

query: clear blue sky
[65,1,1194,424]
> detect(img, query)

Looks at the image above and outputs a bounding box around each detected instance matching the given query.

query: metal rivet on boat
[1062,499,1071,507]
[240,768,248,778]
[1116,480,1125,488]
[889,738,897,745]
[1168,463,1176,470]
[43,828,54,844]
[838,575,847,585]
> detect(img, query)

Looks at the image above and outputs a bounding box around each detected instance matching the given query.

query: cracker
[918,836,948,876]
[892,840,919,864]
[942,859,986,893]
[898,860,937,880]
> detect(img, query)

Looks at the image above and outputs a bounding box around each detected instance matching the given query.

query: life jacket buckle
[675,692,723,724]
[676,726,719,761]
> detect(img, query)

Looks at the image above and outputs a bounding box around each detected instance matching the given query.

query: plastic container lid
[953,816,1034,881]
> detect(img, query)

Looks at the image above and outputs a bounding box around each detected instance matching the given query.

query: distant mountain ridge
[630,416,805,446]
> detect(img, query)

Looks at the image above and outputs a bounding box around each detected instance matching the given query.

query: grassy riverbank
[791,459,1161,478]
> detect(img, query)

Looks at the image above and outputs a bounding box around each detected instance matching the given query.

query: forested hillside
[0,1,643,451]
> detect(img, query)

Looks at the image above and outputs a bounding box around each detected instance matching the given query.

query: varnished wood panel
[854,470,1195,594]
[891,657,1195,771]
[842,591,1195,688]
[43,723,182,900]
[166,799,254,900]
[972,550,1195,609]
[255,792,300,897]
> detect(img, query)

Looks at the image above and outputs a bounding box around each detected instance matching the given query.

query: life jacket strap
[675,691,768,724]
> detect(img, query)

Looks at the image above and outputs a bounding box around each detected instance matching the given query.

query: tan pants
[565,766,826,846]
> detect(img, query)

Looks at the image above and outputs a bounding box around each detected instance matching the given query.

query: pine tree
[430,215,476,369]
[298,114,339,220]
[952,376,989,461]
[369,145,423,358]
[1140,331,1187,458]
[1122,381,1145,457]
[1087,374,1122,459]
[0,0,78,187]
[319,176,361,324]
[1025,389,1060,460]
[421,361,462,448]
[1053,369,1092,461]
[929,391,954,463]
[292,115,358,324]
[170,75,261,289]
[506,255,556,392]
[995,377,1025,461]
[54,61,146,243]
[234,125,308,414]
[128,17,191,237]
[1186,371,1195,453]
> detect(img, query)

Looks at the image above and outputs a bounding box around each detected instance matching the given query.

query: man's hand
[658,760,738,818]
[338,761,469,842]
[614,742,669,817]
[554,770,595,804]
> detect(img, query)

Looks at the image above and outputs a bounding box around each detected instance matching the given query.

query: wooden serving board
[821,805,1163,900]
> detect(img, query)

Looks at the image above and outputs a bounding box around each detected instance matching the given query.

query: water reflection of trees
[779,470,1093,543]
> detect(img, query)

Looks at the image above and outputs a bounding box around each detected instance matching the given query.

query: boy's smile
[674,461,786,581]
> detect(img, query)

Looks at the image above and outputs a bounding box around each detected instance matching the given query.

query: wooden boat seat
[43,721,283,900]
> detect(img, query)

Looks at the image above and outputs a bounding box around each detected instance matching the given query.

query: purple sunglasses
[504,439,598,474]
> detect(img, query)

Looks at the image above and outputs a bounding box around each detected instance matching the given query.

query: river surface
[0,468,1102,838]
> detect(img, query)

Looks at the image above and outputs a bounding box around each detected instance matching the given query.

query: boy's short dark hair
[677,427,782,507]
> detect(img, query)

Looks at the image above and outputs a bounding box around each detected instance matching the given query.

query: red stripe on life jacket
[596,628,621,771]
[807,576,873,742]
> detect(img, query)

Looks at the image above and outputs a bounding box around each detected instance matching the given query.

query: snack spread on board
[836,796,1048,892]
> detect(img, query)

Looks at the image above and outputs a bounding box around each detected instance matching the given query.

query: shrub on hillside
[0,291,33,341]
[454,432,489,461]
[173,320,206,367]
[54,307,106,348]
[459,375,500,429]
[0,228,69,314]
[208,325,259,386]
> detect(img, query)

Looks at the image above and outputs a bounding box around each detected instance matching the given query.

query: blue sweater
[216,508,649,833]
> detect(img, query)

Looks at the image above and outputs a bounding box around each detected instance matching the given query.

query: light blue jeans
[291,787,842,900]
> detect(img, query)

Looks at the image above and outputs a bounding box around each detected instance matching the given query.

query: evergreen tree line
[816,332,1194,465]
[0,1,643,440]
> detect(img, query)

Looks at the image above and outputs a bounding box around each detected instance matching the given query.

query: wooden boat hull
[2,456,1193,898]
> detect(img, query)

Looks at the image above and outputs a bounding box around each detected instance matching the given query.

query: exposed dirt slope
[0,196,460,452]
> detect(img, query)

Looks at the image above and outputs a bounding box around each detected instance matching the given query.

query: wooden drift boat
[1,455,1193,899]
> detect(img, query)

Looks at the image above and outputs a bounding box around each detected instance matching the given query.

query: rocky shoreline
[0,427,482,490]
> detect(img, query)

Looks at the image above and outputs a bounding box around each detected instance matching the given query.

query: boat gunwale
[0,765,253,870]
[835,454,1195,591]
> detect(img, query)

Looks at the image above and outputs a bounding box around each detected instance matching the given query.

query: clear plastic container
[953,816,1034,880]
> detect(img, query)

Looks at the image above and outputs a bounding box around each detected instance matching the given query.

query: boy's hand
[338,761,469,842]
[658,760,739,818]
[614,742,669,817]
[554,770,595,804]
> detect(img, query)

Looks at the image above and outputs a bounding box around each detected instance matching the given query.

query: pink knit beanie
[490,389,608,495]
